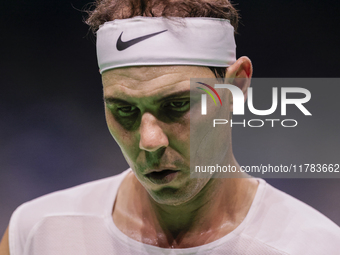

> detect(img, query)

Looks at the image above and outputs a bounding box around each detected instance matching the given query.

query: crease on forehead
[104,80,190,105]
[104,72,186,91]
[102,66,191,83]
[102,66,209,98]
[102,66,217,103]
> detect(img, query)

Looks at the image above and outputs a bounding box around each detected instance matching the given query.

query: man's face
[102,66,230,206]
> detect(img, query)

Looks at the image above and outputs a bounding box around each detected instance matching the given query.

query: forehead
[102,65,216,99]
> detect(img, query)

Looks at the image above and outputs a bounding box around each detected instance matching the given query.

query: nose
[139,113,169,152]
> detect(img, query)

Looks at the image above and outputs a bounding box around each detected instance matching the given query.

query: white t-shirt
[9,169,340,255]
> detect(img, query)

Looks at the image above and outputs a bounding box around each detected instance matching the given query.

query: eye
[117,105,138,117]
[164,100,190,112]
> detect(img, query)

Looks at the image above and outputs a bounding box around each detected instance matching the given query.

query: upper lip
[144,168,179,175]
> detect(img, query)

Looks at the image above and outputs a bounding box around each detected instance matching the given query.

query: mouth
[145,169,180,185]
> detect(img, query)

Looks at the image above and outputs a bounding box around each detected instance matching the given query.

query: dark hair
[86,0,238,78]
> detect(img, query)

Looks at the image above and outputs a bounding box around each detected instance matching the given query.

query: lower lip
[145,170,179,185]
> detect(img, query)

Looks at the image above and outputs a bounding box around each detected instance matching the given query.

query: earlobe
[225,56,253,112]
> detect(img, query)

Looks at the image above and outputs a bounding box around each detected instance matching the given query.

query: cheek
[105,108,137,155]
[167,114,191,157]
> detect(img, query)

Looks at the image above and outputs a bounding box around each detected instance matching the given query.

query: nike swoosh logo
[116,30,168,51]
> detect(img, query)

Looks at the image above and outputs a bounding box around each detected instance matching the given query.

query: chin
[148,183,204,207]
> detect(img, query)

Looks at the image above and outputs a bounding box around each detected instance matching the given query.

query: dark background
[1,0,340,235]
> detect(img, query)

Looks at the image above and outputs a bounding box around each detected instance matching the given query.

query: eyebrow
[104,89,194,105]
[104,97,130,105]
[155,90,191,103]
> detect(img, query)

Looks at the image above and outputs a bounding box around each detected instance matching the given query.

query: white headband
[96,16,236,74]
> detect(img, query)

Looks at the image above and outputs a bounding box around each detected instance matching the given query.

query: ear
[225,56,253,112]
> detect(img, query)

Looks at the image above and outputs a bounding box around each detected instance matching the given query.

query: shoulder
[245,179,340,254]
[8,169,130,255]
[12,169,128,217]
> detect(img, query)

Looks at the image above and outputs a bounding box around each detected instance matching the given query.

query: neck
[149,177,237,234]
[113,155,258,248]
